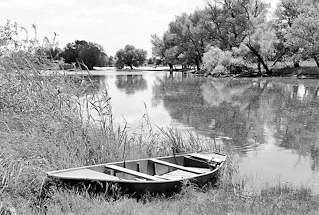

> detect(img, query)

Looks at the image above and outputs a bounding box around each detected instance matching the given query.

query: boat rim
[46,152,227,184]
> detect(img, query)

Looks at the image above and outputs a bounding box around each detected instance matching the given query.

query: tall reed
[0,49,227,213]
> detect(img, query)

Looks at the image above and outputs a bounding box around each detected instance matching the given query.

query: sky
[0,0,279,56]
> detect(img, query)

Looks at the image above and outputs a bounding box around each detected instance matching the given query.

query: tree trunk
[294,61,300,68]
[246,44,272,76]
[168,63,173,71]
[313,55,319,69]
[129,65,133,70]
[196,62,200,71]
[195,58,201,71]
[258,62,261,73]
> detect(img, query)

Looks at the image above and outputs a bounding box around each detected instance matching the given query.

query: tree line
[0,21,148,70]
[151,0,319,75]
[1,0,318,73]
[51,42,147,70]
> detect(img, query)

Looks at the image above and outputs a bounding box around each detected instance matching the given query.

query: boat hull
[44,153,226,196]
[45,168,220,196]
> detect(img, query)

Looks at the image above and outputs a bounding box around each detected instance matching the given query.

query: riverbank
[61,61,319,79]
[195,61,319,79]
[1,54,319,214]
[4,178,319,214]
[41,186,319,214]
[2,151,319,215]
[53,66,189,76]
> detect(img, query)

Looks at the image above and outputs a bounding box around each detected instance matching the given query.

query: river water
[84,70,319,193]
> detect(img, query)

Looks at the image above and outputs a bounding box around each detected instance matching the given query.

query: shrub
[202,46,246,75]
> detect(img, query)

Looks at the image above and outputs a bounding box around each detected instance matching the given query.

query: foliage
[106,55,114,66]
[151,34,180,69]
[204,0,276,74]
[202,46,245,75]
[285,4,319,68]
[274,0,312,66]
[152,0,280,74]
[234,0,275,74]
[115,45,147,69]
[275,0,303,28]
[205,0,249,50]
[152,10,209,70]
[147,57,162,65]
[60,40,108,70]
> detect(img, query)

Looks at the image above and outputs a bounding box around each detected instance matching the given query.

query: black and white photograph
[1,0,319,214]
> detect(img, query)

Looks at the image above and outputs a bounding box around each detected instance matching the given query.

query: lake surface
[85,70,319,193]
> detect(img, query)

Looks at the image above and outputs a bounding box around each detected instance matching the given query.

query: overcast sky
[0,0,279,56]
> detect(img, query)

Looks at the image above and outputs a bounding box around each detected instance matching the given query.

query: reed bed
[0,51,223,213]
[1,51,318,215]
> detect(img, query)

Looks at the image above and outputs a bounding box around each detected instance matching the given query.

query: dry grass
[0,50,221,212]
[17,183,318,215]
[1,50,319,215]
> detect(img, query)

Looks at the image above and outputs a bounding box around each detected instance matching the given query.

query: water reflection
[152,76,319,172]
[84,71,319,192]
[115,75,147,95]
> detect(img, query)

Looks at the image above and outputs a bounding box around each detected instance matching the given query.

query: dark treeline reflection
[115,75,147,95]
[153,76,319,170]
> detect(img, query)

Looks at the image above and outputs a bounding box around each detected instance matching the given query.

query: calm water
[85,70,319,193]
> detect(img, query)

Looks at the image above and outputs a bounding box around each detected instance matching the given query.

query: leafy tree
[170,11,209,70]
[274,0,308,67]
[276,0,304,27]
[205,0,249,50]
[151,34,180,69]
[106,56,114,66]
[285,5,319,68]
[152,11,209,70]
[206,0,276,75]
[115,45,147,69]
[241,20,278,74]
[60,40,107,70]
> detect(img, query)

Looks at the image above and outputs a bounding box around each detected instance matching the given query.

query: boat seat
[49,168,122,181]
[189,153,226,163]
[105,164,164,181]
[149,158,205,174]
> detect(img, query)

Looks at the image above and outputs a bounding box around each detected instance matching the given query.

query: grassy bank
[31,185,319,215]
[1,53,319,214]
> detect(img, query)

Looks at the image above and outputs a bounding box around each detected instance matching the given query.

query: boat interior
[49,153,226,182]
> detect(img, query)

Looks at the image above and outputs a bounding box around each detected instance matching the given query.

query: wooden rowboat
[46,152,227,195]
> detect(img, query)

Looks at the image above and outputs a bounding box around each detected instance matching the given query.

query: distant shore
[54,63,319,79]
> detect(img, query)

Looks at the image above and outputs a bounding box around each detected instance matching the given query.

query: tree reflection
[153,76,251,155]
[152,76,319,168]
[115,75,147,95]
[311,144,319,171]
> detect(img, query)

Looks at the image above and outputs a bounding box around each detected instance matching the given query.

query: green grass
[1,51,319,214]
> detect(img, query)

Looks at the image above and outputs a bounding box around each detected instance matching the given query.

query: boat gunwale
[46,153,227,184]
